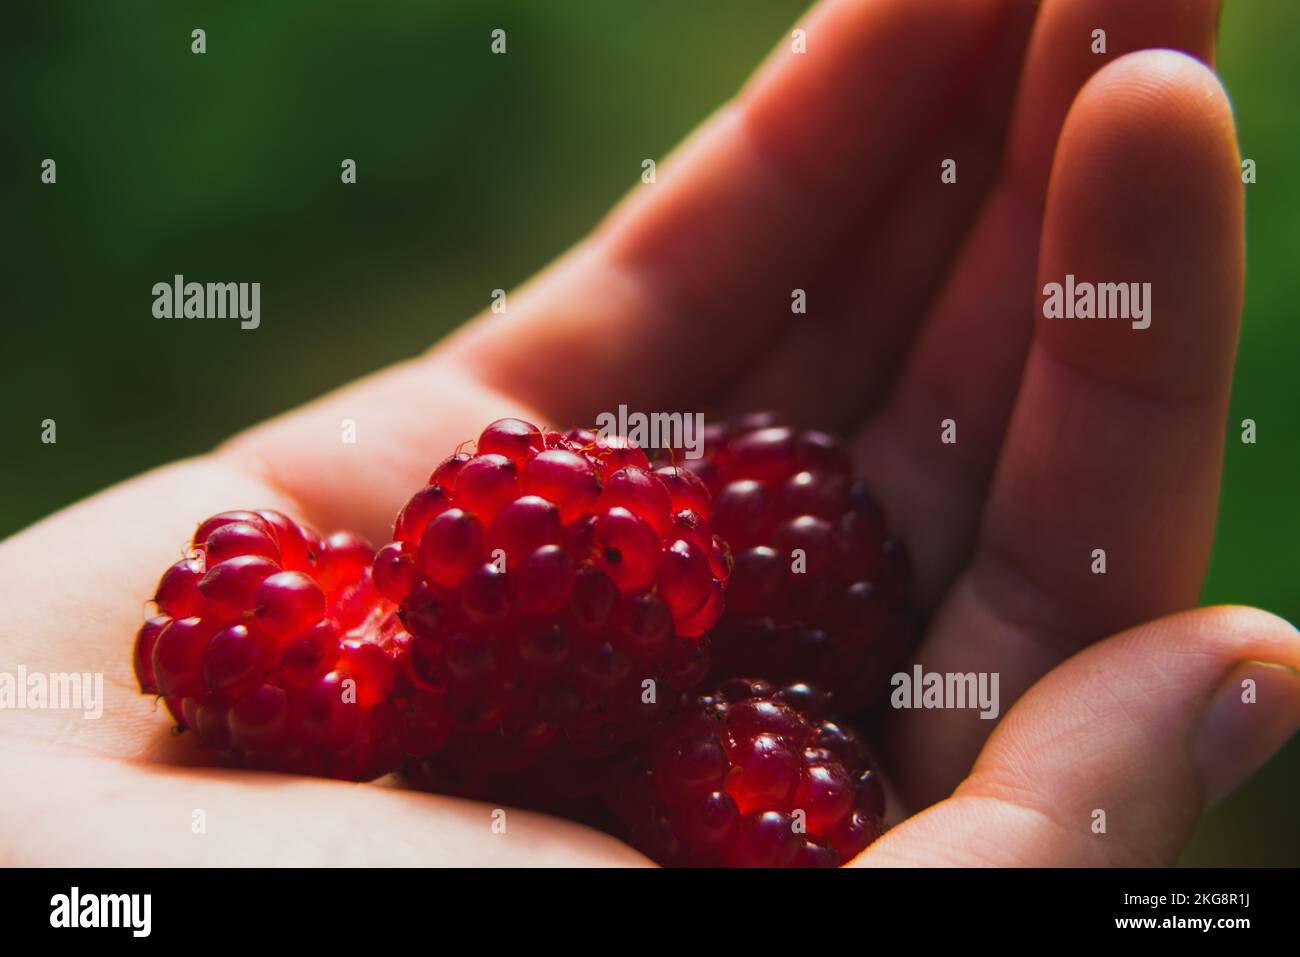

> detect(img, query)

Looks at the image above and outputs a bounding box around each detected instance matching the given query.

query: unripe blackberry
[383,419,731,776]
[659,414,917,714]
[603,679,885,866]
[133,509,411,781]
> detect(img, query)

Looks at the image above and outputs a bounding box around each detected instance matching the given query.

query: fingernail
[1195,660,1300,806]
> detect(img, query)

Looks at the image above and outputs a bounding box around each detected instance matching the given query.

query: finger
[888,49,1244,806]
[860,607,1300,866]
[855,0,1221,608]
[729,0,1039,429]
[441,0,1031,426]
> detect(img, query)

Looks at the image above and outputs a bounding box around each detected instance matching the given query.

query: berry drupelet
[660,413,917,714]
[377,418,731,776]
[133,509,408,781]
[603,679,885,867]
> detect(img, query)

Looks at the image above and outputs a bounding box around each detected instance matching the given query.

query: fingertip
[1068,48,1238,163]
[1137,605,1300,658]
[1197,603,1300,636]
[1038,47,1244,400]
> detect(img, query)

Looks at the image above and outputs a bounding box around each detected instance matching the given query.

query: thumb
[859,606,1300,866]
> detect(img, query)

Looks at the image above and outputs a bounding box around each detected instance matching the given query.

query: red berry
[192,510,271,548]
[199,555,279,611]
[726,811,801,867]
[131,509,410,780]
[397,692,452,759]
[280,620,343,688]
[725,732,800,813]
[570,430,650,478]
[654,735,727,804]
[773,515,835,577]
[593,507,661,592]
[679,790,739,851]
[660,414,917,712]
[229,684,290,751]
[416,509,485,588]
[780,470,848,520]
[605,681,884,867]
[724,427,798,482]
[339,639,397,706]
[514,545,575,615]
[134,615,168,694]
[711,480,772,545]
[319,533,382,630]
[460,562,511,625]
[297,670,364,748]
[791,762,856,833]
[153,616,218,698]
[856,768,886,818]
[521,450,602,522]
[489,495,562,560]
[454,454,519,522]
[393,485,452,545]
[430,452,471,489]
[385,420,729,783]
[726,546,786,616]
[570,565,618,629]
[203,623,272,697]
[653,466,711,516]
[600,467,672,535]
[154,559,204,618]
[253,571,326,638]
[188,700,232,751]
[373,542,417,604]
[618,593,672,656]
[256,510,316,570]
[477,417,545,463]
[204,521,280,565]
[402,582,444,641]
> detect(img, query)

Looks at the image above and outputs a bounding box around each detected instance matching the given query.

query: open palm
[3,0,1297,866]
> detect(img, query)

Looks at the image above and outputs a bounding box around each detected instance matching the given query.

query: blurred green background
[2,1,1295,864]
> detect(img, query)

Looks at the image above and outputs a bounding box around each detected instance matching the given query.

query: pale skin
[2,0,1298,866]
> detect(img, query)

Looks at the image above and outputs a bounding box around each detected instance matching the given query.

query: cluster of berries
[133,415,913,866]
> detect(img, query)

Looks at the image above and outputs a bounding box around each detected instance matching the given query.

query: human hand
[3,0,1295,866]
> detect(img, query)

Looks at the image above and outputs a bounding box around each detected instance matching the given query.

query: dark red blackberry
[658,413,916,713]
[378,419,731,776]
[603,679,884,866]
[133,510,408,781]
